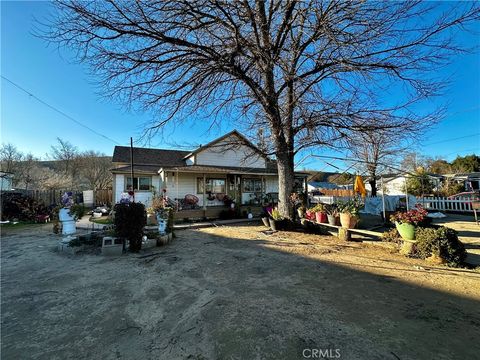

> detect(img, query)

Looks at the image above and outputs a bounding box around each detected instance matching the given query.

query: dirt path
[1,224,479,359]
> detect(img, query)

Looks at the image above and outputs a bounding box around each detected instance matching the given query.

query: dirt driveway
[1,223,480,360]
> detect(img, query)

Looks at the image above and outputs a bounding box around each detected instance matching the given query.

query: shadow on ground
[1,223,479,359]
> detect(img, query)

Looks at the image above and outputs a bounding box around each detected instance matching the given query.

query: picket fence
[419,196,479,213]
[310,194,479,213]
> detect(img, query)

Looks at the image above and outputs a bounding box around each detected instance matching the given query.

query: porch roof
[162,165,309,177]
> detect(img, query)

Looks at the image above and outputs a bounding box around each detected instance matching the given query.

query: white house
[111,130,307,208]
[365,173,443,196]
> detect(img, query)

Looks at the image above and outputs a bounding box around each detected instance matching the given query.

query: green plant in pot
[390,205,428,255]
[268,208,284,231]
[310,203,327,223]
[324,204,339,226]
[297,205,306,219]
[338,198,363,229]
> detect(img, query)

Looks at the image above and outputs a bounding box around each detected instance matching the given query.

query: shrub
[382,228,402,244]
[1,192,49,221]
[390,204,428,225]
[415,226,466,267]
[114,202,146,252]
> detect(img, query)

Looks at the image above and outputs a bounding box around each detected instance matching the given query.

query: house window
[126,176,152,191]
[243,178,263,193]
[197,178,226,194]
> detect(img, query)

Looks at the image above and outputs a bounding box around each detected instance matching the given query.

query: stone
[101,244,123,256]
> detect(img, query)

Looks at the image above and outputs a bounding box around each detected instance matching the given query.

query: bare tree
[347,129,405,196]
[77,151,112,190]
[0,143,23,174]
[44,0,479,218]
[49,138,79,176]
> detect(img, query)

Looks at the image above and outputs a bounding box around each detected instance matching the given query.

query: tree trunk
[369,178,377,197]
[276,150,295,220]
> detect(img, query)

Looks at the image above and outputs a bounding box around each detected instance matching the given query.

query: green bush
[415,226,466,267]
[114,202,146,252]
[382,228,402,244]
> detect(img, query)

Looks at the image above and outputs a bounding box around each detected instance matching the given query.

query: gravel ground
[1,223,480,360]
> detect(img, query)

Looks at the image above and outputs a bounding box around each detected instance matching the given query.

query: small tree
[406,170,435,196]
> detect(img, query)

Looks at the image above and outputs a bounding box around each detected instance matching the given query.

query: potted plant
[297,205,306,219]
[338,198,363,229]
[390,205,428,241]
[324,204,339,226]
[311,203,327,224]
[268,208,284,231]
[58,192,85,235]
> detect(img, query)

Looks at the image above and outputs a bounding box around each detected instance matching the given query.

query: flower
[119,192,133,204]
[61,192,74,208]
[390,204,428,225]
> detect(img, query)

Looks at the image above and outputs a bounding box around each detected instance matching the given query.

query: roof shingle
[112,146,190,167]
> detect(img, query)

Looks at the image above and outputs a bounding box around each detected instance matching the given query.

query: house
[0,171,14,191]
[111,130,307,210]
[366,173,442,195]
[443,172,480,192]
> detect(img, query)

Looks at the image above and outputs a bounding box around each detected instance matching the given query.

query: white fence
[310,195,354,205]
[420,196,478,213]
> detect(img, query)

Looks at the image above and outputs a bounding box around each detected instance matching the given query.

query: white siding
[195,136,266,168]
[114,174,125,203]
[113,174,160,207]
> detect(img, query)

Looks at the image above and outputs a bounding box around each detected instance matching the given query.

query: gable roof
[183,129,267,159]
[112,146,190,167]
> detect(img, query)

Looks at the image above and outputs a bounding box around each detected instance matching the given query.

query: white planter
[59,208,76,235]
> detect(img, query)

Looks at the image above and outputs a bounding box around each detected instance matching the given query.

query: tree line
[0,138,112,191]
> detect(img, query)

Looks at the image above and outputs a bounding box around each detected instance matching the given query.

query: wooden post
[130,137,135,202]
[338,227,351,241]
[202,174,206,211]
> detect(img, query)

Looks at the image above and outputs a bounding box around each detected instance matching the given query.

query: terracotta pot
[395,222,415,241]
[340,213,358,229]
[315,212,327,224]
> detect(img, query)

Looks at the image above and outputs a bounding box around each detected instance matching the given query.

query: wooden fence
[314,189,355,196]
[1,189,113,207]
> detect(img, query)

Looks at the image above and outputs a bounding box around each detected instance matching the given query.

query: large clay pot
[59,208,76,235]
[340,213,358,229]
[395,222,415,241]
[315,212,327,224]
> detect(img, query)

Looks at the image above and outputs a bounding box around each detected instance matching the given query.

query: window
[243,178,263,193]
[197,178,226,194]
[126,176,152,191]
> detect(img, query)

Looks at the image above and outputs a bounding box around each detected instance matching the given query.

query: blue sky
[1,1,479,172]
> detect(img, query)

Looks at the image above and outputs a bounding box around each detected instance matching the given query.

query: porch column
[203,174,207,210]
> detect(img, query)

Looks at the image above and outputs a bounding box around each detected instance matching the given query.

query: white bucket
[83,190,94,207]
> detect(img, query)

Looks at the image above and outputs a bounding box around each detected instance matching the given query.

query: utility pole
[130,137,135,202]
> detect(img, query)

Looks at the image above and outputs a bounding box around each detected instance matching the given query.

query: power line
[1,75,121,145]
[423,133,480,147]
